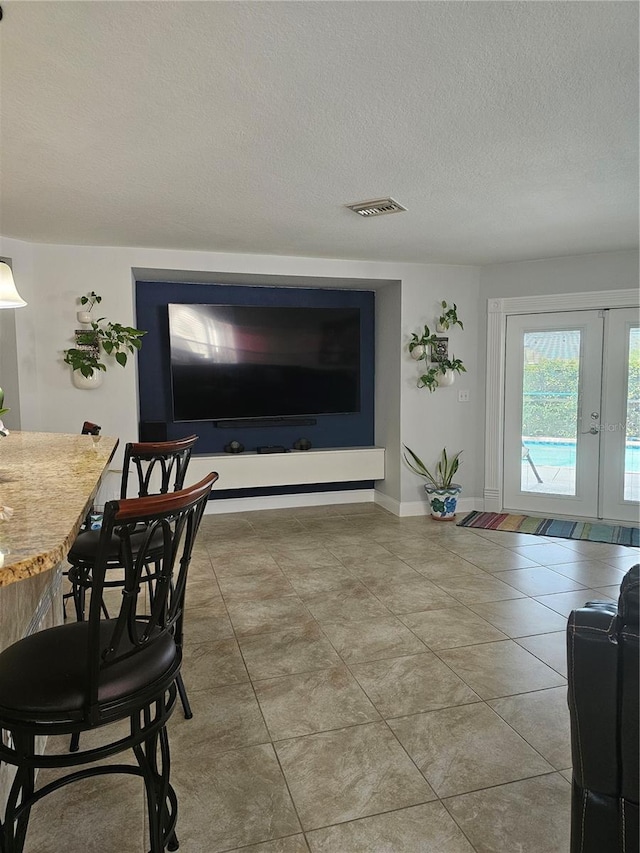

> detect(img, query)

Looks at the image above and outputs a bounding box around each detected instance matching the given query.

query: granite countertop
[0,431,118,586]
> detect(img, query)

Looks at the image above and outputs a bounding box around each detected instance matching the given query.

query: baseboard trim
[203,488,377,514]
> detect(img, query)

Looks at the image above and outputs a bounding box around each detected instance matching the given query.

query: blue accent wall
[135,281,375,456]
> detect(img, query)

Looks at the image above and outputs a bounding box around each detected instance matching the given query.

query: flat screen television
[168,303,361,422]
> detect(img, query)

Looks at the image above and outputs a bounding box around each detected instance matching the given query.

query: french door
[504,308,639,523]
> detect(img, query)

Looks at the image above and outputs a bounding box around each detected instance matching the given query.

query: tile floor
[26,503,639,852]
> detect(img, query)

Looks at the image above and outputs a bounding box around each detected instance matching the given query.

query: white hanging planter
[410,344,425,360]
[71,369,103,390]
[76,310,93,325]
[437,369,456,387]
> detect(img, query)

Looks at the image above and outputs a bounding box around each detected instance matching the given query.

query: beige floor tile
[601,553,640,571]
[389,702,552,797]
[262,529,330,548]
[468,597,568,638]
[443,773,571,853]
[433,574,526,604]
[375,539,454,561]
[301,582,391,622]
[592,584,621,599]
[348,556,423,585]
[437,541,513,561]
[301,517,372,535]
[320,615,428,663]
[437,639,566,699]
[492,565,587,595]
[211,552,284,578]
[516,631,568,677]
[325,541,395,565]
[226,595,314,636]
[200,533,264,552]
[292,504,348,519]
[275,722,435,830]
[226,837,310,853]
[350,652,479,717]
[281,564,357,595]
[218,568,296,602]
[172,743,301,853]
[184,577,224,609]
[489,686,572,770]
[272,548,344,571]
[510,543,584,564]
[470,529,549,548]
[25,773,144,853]
[401,606,507,650]
[407,553,486,579]
[181,638,248,689]
[336,502,389,517]
[248,517,306,534]
[254,665,380,739]
[545,559,628,588]
[169,683,269,756]
[365,577,460,614]
[305,801,475,852]
[265,534,329,552]
[238,623,341,679]
[560,768,573,783]
[464,551,543,572]
[534,587,614,617]
[184,606,235,643]
[558,540,638,559]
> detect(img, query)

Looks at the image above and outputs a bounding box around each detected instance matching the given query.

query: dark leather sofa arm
[566,565,639,853]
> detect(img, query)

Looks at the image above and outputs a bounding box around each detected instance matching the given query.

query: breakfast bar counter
[0,431,118,650]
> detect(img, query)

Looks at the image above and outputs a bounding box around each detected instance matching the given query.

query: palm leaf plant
[403,445,462,487]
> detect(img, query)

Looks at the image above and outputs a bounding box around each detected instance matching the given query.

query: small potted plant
[63,292,146,389]
[76,291,102,325]
[403,445,462,520]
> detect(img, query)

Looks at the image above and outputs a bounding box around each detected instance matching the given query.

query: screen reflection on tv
[168,304,361,421]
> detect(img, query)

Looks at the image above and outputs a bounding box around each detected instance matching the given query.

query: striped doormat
[457,511,639,547]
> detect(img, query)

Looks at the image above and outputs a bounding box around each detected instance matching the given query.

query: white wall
[0,238,485,511]
[400,265,481,511]
[479,250,639,300]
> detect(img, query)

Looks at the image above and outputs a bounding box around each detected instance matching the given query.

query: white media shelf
[188,446,385,490]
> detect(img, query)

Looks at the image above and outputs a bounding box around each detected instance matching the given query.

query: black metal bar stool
[0,472,218,853]
[66,435,199,728]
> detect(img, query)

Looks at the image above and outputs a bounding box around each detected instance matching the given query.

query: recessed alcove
[133,269,401,499]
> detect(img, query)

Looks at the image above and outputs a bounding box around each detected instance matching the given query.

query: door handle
[580,426,599,435]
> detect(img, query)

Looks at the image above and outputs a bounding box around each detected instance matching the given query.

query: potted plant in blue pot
[403,445,462,520]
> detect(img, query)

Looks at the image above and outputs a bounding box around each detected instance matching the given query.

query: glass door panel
[601,311,640,522]
[521,329,580,496]
[624,327,639,502]
[504,311,603,518]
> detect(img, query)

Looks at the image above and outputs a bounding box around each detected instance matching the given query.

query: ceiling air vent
[346,197,407,217]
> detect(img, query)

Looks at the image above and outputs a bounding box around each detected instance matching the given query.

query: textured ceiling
[0,1,637,265]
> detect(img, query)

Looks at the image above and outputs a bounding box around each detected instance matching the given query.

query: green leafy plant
[63,292,146,378]
[79,291,102,312]
[437,301,464,331]
[417,358,466,391]
[409,302,466,392]
[403,445,462,488]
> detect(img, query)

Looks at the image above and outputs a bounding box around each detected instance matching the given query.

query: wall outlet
[458,390,470,402]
